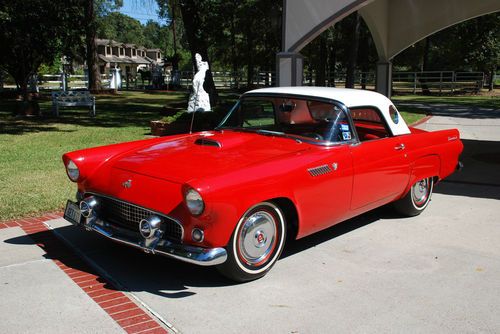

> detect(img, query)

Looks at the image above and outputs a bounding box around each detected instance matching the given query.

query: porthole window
[389,105,400,124]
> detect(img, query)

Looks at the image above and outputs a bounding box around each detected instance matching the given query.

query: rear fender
[403,155,441,196]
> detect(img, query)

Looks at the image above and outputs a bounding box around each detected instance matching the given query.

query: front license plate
[64,200,83,225]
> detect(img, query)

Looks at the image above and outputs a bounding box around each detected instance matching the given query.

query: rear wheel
[394,177,434,216]
[217,202,286,282]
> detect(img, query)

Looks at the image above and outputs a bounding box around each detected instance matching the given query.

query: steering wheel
[302,132,323,141]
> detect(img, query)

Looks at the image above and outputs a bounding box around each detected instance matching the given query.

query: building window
[120,48,124,56]
[106,46,111,55]
[133,49,136,56]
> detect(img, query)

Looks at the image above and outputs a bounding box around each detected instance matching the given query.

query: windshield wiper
[217,127,303,143]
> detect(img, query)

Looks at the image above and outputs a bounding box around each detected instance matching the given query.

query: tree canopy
[1,0,497,97]
[0,0,84,99]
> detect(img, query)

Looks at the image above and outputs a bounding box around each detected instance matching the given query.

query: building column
[376,60,392,98]
[276,52,304,87]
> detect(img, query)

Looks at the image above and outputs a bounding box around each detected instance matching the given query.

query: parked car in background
[63,87,463,282]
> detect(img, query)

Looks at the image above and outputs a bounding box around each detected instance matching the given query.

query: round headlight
[66,160,80,182]
[185,188,204,216]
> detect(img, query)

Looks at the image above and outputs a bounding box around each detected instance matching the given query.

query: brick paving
[0,212,169,334]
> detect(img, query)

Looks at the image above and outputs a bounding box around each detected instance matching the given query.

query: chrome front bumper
[64,201,227,266]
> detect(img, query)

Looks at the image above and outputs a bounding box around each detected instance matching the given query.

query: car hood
[111,130,309,184]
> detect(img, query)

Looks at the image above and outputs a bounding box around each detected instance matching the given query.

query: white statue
[187,53,211,112]
[110,66,122,89]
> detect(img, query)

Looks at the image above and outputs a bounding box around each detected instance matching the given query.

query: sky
[118,0,164,25]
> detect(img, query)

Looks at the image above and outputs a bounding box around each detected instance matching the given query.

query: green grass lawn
[0,91,188,220]
[0,90,429,221]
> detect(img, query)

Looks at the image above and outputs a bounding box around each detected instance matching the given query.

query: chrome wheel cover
[412,178,430,207]
[237,211,277,267]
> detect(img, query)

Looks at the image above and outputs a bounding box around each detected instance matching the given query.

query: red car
[63,87,463,282]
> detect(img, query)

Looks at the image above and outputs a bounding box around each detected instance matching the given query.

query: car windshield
[217,95,355,144]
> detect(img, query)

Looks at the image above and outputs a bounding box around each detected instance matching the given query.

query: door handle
[394,143,405,150]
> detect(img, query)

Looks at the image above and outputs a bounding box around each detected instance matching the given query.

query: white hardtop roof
[245,86,389,108]
[244,87,411,135]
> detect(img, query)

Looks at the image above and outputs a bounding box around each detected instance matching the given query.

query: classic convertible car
[63,87,463,282]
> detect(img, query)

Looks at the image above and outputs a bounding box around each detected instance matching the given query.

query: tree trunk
[329,44,336,87]
[345,12,360,88]
[361,70,367,90]
[171,1,179,71]
[85,0,101,91]
[488,67,495,91]
[178,0,218,105]
[420,37,431,95]
[243,21,255,87]
[315,35,326,86]
[230,3,239,89]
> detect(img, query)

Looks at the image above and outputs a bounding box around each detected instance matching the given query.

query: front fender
[185,158,305,248]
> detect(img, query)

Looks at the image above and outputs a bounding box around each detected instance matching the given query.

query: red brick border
[409,115,433,127]
[1,213,169,334]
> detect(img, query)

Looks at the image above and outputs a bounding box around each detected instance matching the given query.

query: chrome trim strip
[66,211,227,266]
[308,164,332,177]
[85,192,184,241]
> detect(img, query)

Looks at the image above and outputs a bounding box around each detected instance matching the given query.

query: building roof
[98,54,151,65]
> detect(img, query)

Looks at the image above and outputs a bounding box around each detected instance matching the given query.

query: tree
[344,12,360,88]
[97,12,146,46]
[85,0,123,91]
[158,0,218,103]
[0,0,84,104]
[394,12,500,92]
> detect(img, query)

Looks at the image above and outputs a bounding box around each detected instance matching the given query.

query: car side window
[351,107,392,141]
[240,100,276,128]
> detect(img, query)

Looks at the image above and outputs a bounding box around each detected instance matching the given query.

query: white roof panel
[244,87,411,135]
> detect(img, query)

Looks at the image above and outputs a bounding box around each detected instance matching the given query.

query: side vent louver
[308,164,332,177]
[194,138,222,148]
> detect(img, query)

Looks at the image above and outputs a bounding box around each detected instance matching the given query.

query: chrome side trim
[308,164,332,177]
[66,211,227,266]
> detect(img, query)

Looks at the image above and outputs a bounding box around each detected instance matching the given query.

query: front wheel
[394,177,434,216]
[217,202,286,282]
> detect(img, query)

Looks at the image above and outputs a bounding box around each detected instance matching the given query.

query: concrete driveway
[2,103,499,333]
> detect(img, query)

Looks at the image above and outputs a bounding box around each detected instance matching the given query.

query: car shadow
[282,205,400,259]
[4,207,402,298]
[433,138,500,200]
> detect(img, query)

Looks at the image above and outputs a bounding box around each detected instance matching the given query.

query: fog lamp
[192,228,204,243]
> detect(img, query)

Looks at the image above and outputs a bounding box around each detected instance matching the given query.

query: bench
[52,91,95,117]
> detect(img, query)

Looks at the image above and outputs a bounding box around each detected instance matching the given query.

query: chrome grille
[96,196,183,242]
[308,164,332,177]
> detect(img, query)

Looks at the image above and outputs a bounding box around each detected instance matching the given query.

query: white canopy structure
[278,0,500,97]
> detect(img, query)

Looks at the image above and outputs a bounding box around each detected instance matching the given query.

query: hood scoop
[194,137,222,148]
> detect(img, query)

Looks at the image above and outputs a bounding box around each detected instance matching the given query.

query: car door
[349,107,410,211]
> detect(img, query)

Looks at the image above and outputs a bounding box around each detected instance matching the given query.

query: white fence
[0,70,490,93]
[392,71,484,93]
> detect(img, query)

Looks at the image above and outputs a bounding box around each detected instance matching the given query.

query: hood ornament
[122,179,132,189]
